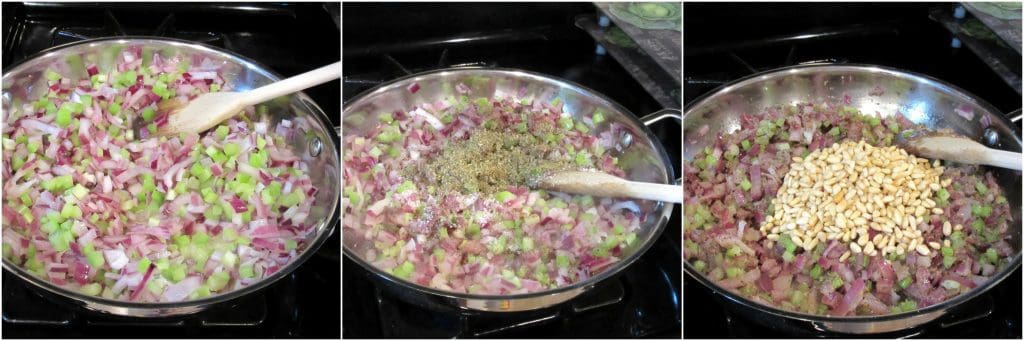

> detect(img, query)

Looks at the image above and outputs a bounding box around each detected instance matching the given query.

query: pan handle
[639,108,682,185]
[640,108,682,126]
[1008,108,1022,123]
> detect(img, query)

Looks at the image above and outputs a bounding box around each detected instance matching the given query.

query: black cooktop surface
[1,2,340,338]
[343,3,681,338]
[684,2,1022,338]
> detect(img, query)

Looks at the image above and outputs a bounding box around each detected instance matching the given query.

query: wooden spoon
[532,170,683,203]
[895,130,1022,171]
[157,61,340,136]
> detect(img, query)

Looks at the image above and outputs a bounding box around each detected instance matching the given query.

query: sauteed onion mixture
[684,103,1014,316]
[343,93,649,294]
[2,46,317,302]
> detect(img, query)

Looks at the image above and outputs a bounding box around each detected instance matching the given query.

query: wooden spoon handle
[538,171,683,203]
[982,148,1023,171]
[607,180,684,203]
[241,61,341,107]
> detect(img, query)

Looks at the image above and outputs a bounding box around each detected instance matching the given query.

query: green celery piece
[239,263,256,278]
[985,248,998,263]
[810,264,823,279]
[375,126,402,143]
[80,283,102,296]
[137,258,152,273]
[45,69,62,81]
[191,162,212,181]
[248,149,269,168]
[725,267,743,278]
[558,116,574,130]
[465,223,480,238]
[69,184,89,200]
[39,174,71,192]
[60,201,82,219]
[86,251,104,268]
[49,231,70,252]
[147,279,165,295]
[173,235,191,251]
[592,110,605,124]
[192,231,210,245]
[395,180,415,193]
[207,271,231,291]
[164,263,186,283]
[141,107,156,121]
[216,125,230,140]
[55,106,73,127]
[222,251,238,268]
[494,191,516,203]
[204,205,223,221]
[223,143,241,157]
[221,227,239,242]
[392,261,415,279]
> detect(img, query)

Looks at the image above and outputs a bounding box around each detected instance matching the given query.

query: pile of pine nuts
[759,140,955,261]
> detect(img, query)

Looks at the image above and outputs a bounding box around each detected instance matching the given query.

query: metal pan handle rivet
[309,137,322,157]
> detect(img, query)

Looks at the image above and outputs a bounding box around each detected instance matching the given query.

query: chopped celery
[216,125,230,140]
[207,271,230,291]
[137,258,152,273]
[55,106,73,127]
[239,263,256,278]
[739,178,752,191]
[725,267,743,278]
[831,274,844,289]
[141,107,156,121]
[494,191,516,203]
[466,223,480,238]
[223,143,241,157]
[222,251,238,268]
[375,126,402,143]
[60,201,82,219]
[935,188,950,205]
[80,283,102,296]
[985,248,998,263]
[392,261,415,279]
[975,181,989,195]
[45,69,62,81]
[558,116,574,130]
[693,260,707,272]
[556,254,570,268]
[810,264,822,279]
[971,204,992,218]
[899,276,912,289]
[782,250,795,263]
[395,180,415,193]
[163,263,187,283]
[69,184,89,200]
[592,110,606,124]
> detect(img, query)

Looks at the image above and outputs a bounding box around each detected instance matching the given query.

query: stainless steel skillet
[683,64,1021,334]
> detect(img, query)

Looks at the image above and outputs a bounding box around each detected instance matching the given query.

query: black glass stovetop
[342,3,681,338]
[1,2,340,338]
[684,2,1022,338]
